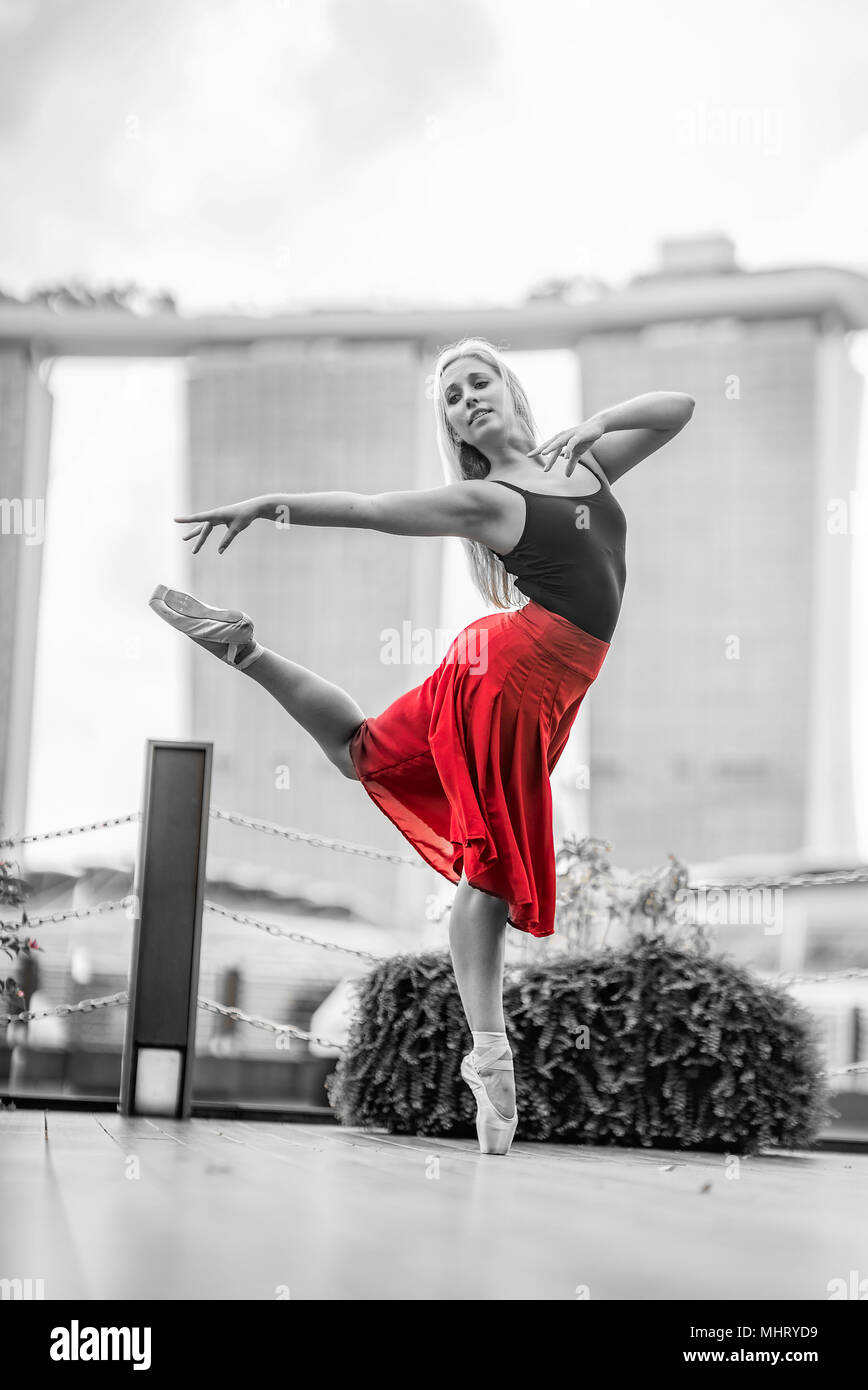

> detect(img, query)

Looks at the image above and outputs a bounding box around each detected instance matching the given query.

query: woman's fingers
[543,439,572,471]
[174,505,253,555]
[562,435,582,475]
[529,430,568,461]
[218,516,255,554]
[532,426,600,476]
[539,440,561,471]
[178,515,226,551]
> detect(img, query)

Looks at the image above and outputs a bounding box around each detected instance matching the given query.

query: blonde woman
[151,336,694,1155]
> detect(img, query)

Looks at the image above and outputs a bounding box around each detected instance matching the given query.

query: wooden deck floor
[2,1110,866,1300]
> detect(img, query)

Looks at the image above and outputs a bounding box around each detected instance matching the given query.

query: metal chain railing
[0,991,128,1028]
[197,997,343,1051]
[692,867,868,891]
[203,901,385,962]
[0,807,417,868]
[5,888,865,989]
[0,991,343,1052]
[1,989,862,1078]
[773,966,868,985]
[208,808,420,866]
[0,897,135,931]
[0,814,140,850]
[6,805,868,886]
[3,807,868,1080]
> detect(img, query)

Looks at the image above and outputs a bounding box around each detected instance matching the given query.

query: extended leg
[448,875,515,1119]
[149,586,365,777]
[242,648,364,778]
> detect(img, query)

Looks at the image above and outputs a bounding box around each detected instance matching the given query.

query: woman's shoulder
[453,477,525,505]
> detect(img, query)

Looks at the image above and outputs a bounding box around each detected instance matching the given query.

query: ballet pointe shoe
[149,585,263,669]
[460,1042,518,1156]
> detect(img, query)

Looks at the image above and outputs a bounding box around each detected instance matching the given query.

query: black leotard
[488,474,627,642]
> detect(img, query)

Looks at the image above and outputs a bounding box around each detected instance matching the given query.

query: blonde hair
[432,337,540,610]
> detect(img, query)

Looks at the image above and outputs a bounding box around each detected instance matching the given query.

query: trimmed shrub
[326,936,831,1154]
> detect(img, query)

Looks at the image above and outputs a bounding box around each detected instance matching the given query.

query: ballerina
[151,335,694,1154]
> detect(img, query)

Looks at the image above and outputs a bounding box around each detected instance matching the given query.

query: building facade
[185,338,447,923]
[0,348,52,841]
[580,248,864,867]
[2,237,866,923]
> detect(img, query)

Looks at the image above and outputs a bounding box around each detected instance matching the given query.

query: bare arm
[531,391,695,486]
[256,481,510,538]
[176,481,514,554]
[586,392,695,484]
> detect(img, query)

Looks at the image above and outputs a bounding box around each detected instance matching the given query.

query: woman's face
[441,355,512,453]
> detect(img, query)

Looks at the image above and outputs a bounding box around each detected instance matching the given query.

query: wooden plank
[0,1109,121,1297]
[2,1111,866,1300]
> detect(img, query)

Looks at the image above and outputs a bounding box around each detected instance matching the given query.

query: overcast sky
[5,0,868,864]
[2,0,868,310]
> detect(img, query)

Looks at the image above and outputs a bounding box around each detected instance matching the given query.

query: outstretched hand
[174,499,262,554]
[527,417,605,475]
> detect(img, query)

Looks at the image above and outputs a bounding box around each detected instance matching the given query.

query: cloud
[295,0,497,163]
[0,0,864,310]
[0,0,500,303]
[0,0,179,135]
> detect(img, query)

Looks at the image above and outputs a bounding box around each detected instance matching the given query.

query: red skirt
[348,600,610,938]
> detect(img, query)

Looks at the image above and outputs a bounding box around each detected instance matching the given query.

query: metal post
[120,739,212,1117]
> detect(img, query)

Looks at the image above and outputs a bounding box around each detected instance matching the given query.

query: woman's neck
[481,436,541,476]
